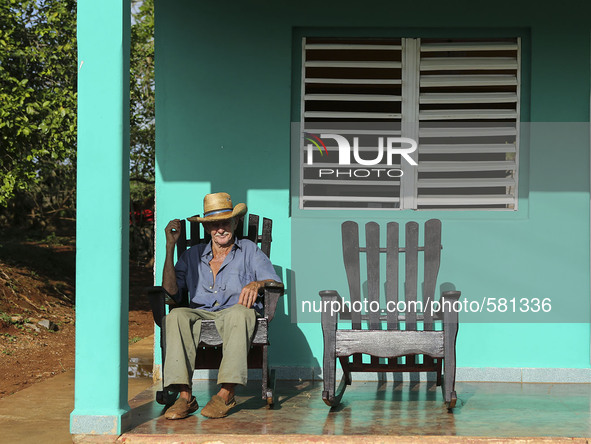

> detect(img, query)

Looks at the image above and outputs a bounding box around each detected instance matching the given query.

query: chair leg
[155,322,179,406]
[156,389,179,406]
[321,328,347,407]
[339,356,352,385]
[322,356,348,407]
[436,358,442,386]
[321,307,339,407]
[443,322,459,408]
[268,368,276,407]
[261,344,275,407]
[321,346,337,406]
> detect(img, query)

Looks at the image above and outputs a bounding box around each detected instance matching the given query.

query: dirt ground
[0,235,154,398]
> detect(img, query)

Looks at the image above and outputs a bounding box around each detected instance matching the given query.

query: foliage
[130,0,155,193]
[129,0,155,262]
[0,0,77,216]
[1,0,156,242]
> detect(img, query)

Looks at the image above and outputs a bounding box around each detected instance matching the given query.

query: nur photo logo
[303,132,418,179]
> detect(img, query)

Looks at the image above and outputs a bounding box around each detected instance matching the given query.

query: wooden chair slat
[247,214,258,243]
[174,220,190,306]
[386,222,399,330]
[261,217,272,258]
[177,219,187,257]
[190,220,201,246]
[234,215,244,239]
[365,222,381,330]
[342,221,362,329]
[404,222,419,331]
[423,219,442,331]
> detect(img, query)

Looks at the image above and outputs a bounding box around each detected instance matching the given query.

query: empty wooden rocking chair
[320,219,460,408]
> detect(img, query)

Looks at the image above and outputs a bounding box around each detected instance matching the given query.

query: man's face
[204,217,237,248]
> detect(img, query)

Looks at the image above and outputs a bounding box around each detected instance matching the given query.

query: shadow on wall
[270,267,321,378]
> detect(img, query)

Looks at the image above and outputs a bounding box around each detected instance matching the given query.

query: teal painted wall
[155,0,590,370]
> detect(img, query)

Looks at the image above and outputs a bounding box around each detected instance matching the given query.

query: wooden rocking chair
[148,214,284,406]
[320,219,460,408]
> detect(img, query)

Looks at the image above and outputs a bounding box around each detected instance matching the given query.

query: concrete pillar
[70,0,131,435]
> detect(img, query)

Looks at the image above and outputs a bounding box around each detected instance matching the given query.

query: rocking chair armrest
[441,290,461,301]
[433,290,462,321]
[146,286,165,328]
[146,286,184,327]
[147,285,180,306]
[262,282,284,323]
[319,290,351,322]
[319,290,342,300]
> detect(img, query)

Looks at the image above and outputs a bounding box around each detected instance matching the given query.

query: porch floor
[2,334,589,443]
[116,378,591,443]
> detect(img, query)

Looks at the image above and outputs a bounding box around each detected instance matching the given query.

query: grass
[129,336,142,344]
[0,312,21,326]
[2,333,17,342]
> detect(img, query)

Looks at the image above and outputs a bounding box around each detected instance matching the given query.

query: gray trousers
[163,304,256,389]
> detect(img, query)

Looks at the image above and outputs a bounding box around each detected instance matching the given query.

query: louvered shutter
[300,38,404,209]
[299,37,521,210]
[417,39,520,209]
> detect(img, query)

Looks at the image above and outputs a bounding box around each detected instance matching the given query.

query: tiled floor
[119,379,591,442]
[3,336,588,443]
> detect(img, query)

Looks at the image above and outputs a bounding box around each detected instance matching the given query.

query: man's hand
[162,219,181,297]
[165,219,182,246]
[238,281,264,308]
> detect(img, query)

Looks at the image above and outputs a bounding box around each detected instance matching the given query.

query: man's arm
[237,241,283,309]
[238,279,281,309]
[162,219,181,296]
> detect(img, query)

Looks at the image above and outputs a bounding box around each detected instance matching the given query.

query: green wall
[155,0,590,371]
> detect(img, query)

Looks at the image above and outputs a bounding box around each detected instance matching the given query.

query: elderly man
[161,192,282,420]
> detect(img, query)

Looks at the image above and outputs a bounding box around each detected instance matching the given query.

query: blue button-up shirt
[174,238,281,313]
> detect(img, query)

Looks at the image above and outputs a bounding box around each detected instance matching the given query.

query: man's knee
[218,305,256,334]
[223,304,256,323]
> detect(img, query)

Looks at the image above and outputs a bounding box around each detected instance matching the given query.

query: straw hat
[187,192,247,223]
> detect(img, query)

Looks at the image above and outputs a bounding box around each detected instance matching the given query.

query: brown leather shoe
[164,396,199,420]
[200,394,237,418]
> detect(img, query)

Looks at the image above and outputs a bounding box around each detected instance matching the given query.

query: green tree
[0,0,155,238]
[129,0,155,261]
[130,0,155,196]
[0,0,77,215]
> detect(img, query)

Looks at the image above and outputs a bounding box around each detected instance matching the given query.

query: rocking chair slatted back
[175,214,273,258]
[342,219,443,331]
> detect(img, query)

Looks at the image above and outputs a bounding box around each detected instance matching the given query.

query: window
[299,37,521,210]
